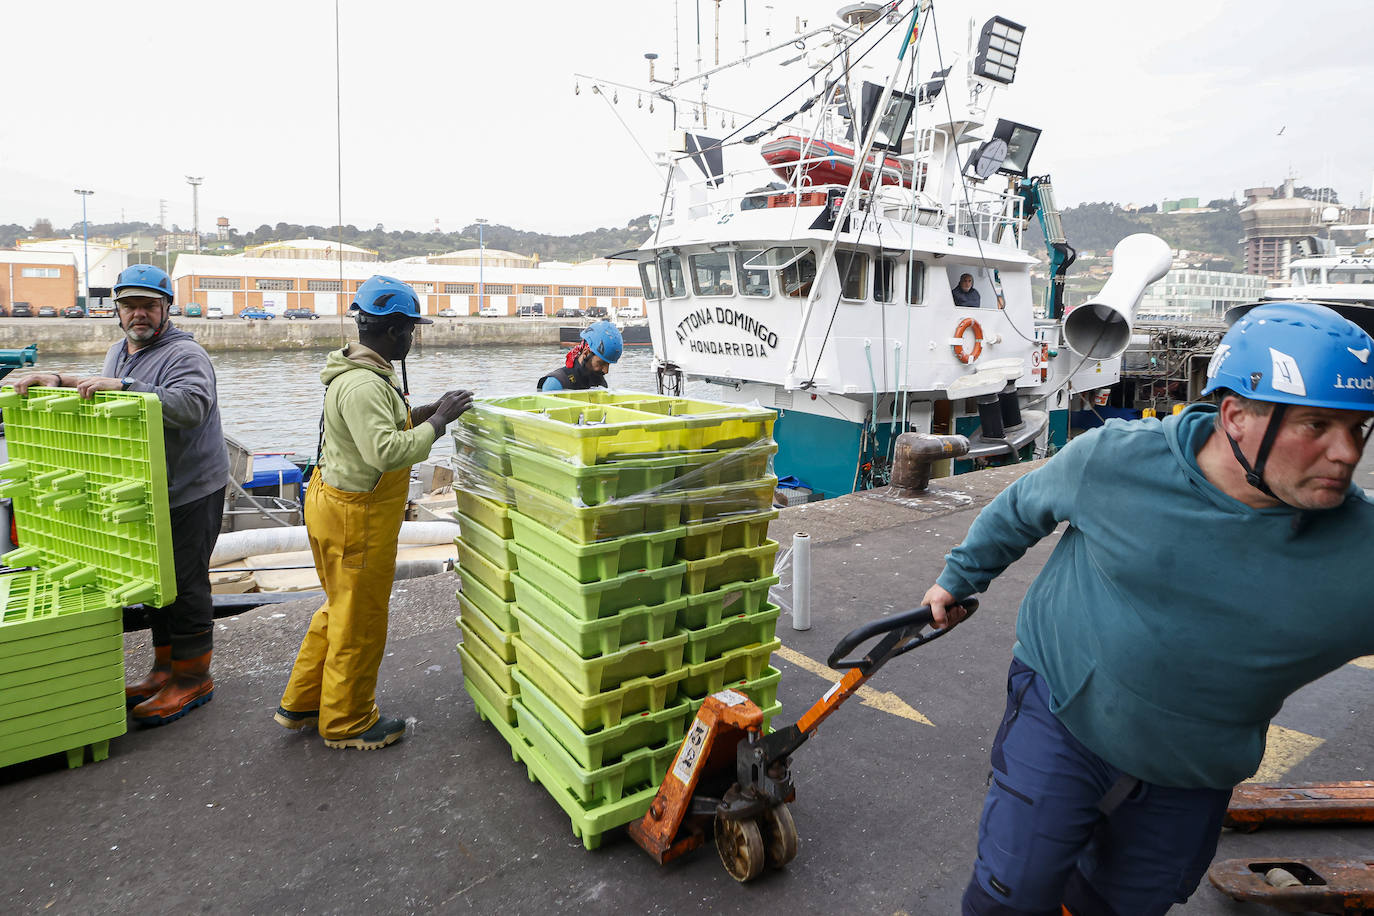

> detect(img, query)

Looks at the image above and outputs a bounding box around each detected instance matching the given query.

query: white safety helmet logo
[1268,347,1305,397]
[1205,343,1230,379]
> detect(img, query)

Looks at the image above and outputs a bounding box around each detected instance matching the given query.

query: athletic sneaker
[323,716,406,750]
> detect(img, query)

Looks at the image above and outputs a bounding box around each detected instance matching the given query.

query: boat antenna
[334,0,347,346]
[695,0,703,74]
[742,0,749,57]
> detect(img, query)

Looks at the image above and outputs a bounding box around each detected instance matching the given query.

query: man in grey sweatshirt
[13,264,228,726]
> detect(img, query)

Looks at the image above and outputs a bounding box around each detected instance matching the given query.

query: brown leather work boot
[131,652,214,726]
[124,644,172,708]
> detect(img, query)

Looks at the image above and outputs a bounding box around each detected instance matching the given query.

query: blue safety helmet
[113,264,174,302]
[580,320,623,364]
[349,275,432,325]
[1201,302,1374,412]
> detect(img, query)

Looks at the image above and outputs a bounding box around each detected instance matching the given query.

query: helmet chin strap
[1224,403,1287,501]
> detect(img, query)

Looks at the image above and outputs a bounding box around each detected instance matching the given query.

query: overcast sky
[3,0,1371,238]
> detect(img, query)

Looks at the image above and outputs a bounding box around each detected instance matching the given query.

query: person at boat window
[951,273,981,308]
[11,264,229,727]
[920,303,1374,916]
[538,320,622,391]
[277,275,473,751]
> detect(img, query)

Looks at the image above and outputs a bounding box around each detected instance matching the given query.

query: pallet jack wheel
[760,803,799,869]
[715,814,766,882]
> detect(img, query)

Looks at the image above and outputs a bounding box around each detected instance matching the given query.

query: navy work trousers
[962,659,1232,916]
[148,487,225,659]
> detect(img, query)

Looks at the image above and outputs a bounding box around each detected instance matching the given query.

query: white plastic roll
[792,531,812,631]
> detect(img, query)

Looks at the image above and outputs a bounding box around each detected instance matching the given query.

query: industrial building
[1137,266,1269,321]
[1241,180,1334,280]
[0,249,79,314]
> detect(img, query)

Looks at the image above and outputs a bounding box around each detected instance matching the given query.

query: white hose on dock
[210,520,459,567]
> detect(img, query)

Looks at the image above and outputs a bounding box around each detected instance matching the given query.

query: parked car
[62,306,85,318]
[37,305,58,317]
[616,305,642,319]
[555,307,584,318]
[184,304,203,317]
[479,304,502,318]
[168,304,182,316]
[437,307,460,318]
[282,308,319,320]
[206,306,225,319]
[240,308,275,320]
[584,305,609,318]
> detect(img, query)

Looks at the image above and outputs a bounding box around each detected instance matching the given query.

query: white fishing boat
[584,1,1169,498]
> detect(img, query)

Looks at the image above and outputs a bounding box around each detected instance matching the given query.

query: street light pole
[476,218,488,316]
[74,189,94,314]
[186,176,203,255]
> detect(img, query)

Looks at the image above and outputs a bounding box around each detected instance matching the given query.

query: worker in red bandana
[537,320,623,391]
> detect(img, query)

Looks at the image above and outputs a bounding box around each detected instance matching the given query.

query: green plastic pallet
[456,574,517,633]
[0,711,125,770]
[509,512,683,584]
[682,666,783,714]
[512,608,687,696]
[455,594,515,664]
[0,386,174,608]
[0,600,121,642]
[513,668,693,771]
[455,490,513,536]
[0,618,122,670]
[459,656,517,725]
[677,477,779,525]
[456,538,515,602]
[506,442,684,506]
[509,478,680,543]
[455,511,516,569]
[681,575,780,629]
[512,635,687,731]
[0,663,123,718]
[0,645,123,692]
[458,620,516,693]
[465,675,658,850]
[680,509,778,561]
[0,695,125,753]
[683,541,781,595]
[513,574,685,659]
[680,604,782,665]
[510,544,685,621]
[679,638,781,698]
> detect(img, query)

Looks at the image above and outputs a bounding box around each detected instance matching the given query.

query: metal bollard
[792,531,811,631]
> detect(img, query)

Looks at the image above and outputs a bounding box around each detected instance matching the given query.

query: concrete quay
[4,459,1374,914]
[0,316,560,356]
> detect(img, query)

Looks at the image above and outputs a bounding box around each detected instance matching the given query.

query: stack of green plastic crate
[452,390,785,849]
[0,386,174,770]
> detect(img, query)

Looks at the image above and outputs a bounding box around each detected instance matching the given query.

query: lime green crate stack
[0,386,175,770]
[453,391,785,850]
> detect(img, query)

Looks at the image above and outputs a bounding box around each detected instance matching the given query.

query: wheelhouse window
[657,252,687,298]
[837,250,868,300]
[874,258,897,303]
[743,246,815,298]
[736,249,771,297]
[905,261,926,304]
[639,262,660,299]
[690,252,734,297]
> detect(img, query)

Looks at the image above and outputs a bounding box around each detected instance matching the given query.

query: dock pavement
[5,454,1374,915]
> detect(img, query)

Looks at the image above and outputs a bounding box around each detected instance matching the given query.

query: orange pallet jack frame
[1209,781,1374,914]
[628,599,977,882]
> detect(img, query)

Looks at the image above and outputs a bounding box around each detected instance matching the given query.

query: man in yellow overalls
[277,275,473,750]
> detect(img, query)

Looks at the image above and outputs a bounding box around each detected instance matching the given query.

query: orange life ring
[953,318,983,364]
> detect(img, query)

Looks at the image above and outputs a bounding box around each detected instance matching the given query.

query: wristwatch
[121,377,135,390]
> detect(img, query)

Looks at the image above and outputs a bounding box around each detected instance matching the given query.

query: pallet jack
[1209,781,1374,913]
[629,600,976,881]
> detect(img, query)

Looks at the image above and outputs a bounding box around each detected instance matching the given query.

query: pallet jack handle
[827,599,979,674]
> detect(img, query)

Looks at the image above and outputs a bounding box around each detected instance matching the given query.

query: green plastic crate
[456,574,517,634]
[682,666,783,714]
[456,594,516,664]
[458,620,516,693]
[506,442,684,506]
[509,477,681,543]
[680,575,780,629]
[510,544,685,621]
[0,386,174,608]
[457,395,570,441]
[680,604,782,665]
[452,424,512,476]
[512,608,687,695]
[455,511,516,569]
[680,509,778,561]
[465,676,658,851]
[509,512,682,584]
[512,668,694,770]
[512,635,687,731]
[683,541,780,595]
[512,575,684,658]
[456,538,515,602]
[615,397,776,450]
[501,403,690,465]
[679,638,781,697]
[455,490,513,535]
[673,440,778,487]
[459,656,517,725]
[677,477,779,525]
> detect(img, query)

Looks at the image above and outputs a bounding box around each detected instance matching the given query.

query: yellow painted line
[774,644,934,727]
[1351,656,1374,670]
[1245,724,1325,783]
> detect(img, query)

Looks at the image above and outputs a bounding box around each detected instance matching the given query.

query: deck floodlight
[991,118,1041,178]
[974,16,1025,85]
[859,82,917,154]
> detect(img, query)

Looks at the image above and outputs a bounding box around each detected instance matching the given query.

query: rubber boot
[131,652,214,726]
[124,644,172,708]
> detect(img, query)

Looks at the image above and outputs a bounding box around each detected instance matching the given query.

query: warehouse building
[0,249,79,314]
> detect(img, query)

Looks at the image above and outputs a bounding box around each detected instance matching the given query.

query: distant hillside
[1057,202,1244,268]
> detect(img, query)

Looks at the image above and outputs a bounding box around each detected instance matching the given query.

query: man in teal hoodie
[924,303,1374,915]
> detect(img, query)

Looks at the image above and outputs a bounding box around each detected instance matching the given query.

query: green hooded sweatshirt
[317,344,435,492]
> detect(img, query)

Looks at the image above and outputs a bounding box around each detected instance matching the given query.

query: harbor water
[34,343,707,459]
